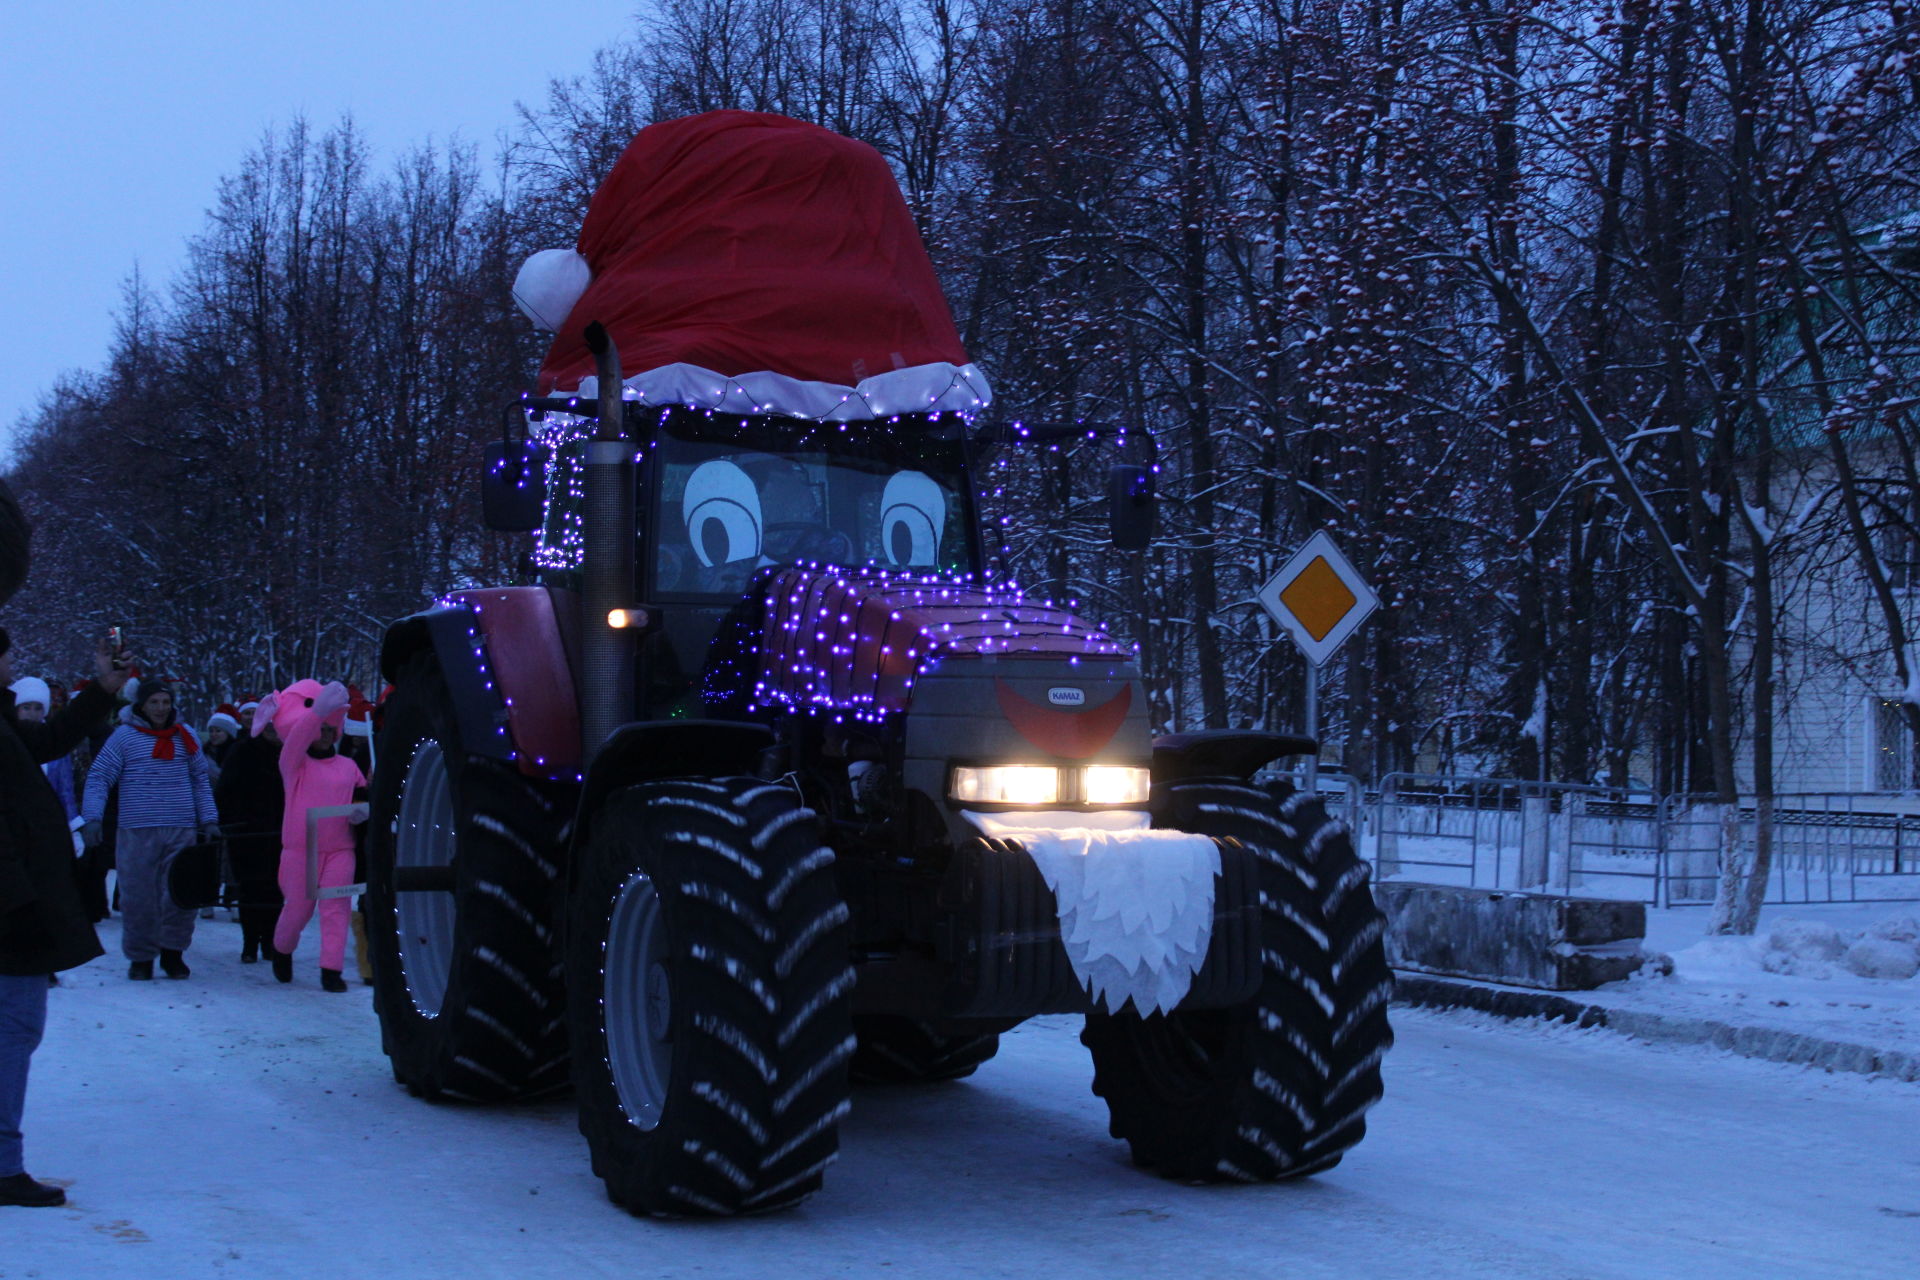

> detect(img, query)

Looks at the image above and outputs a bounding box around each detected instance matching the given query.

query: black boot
[240,943,258,964]
[128,960,153,981]
[158,949,191,980]
[0,1172,66,1208]
[320,969,348,993]
[270,949,293,984]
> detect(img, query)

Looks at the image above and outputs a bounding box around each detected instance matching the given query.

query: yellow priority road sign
[1256,530,1379,667]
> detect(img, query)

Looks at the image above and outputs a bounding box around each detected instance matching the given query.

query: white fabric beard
[967,812,1220,1016]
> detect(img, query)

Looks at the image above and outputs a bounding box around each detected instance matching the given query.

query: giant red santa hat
[512,110,990,421]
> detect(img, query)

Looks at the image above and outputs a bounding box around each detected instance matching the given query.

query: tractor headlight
[1082,766,1152,805]
[950,766,1061,805]
[949,764,1152,806]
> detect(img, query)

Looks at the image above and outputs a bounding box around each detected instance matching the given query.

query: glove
[83,820,105,849]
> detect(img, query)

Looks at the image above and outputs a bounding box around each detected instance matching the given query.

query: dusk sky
[0,1,638,456]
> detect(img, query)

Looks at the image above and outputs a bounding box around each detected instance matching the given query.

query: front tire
[1082,780,1392,1181]
[567,778,855,1216]
[364,654,570,1101]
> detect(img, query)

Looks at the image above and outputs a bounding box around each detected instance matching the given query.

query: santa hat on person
[8,676,50,711]
[343,686,376,738]
[206,710,242,736]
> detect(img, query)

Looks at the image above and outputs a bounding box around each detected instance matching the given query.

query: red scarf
[134,722,199,760]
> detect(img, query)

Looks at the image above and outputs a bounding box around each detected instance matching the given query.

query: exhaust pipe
[580,322,635,763]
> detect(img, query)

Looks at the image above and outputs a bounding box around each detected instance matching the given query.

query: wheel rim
[394,738,457,1017]
[604,871,673,1130]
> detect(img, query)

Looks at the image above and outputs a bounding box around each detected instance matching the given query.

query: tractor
[362,110,1391,1217]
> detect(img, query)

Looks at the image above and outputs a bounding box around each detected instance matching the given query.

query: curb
[1392,972,1920,1083]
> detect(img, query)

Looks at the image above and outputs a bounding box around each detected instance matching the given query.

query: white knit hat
[8,676,50,710]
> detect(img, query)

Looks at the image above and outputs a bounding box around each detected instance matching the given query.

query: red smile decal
[994,680,1133,759]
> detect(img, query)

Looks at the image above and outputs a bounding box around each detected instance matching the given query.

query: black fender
[570,719,777,860]
[378,601,516,764]
[1151,729,1316,784]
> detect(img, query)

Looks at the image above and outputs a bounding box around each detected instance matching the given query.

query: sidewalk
[1393,901,1920,1082]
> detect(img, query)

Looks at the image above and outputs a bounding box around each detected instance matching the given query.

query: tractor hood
[745,566,1133,723]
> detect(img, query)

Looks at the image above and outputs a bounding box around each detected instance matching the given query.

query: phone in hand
[107,625,129,669]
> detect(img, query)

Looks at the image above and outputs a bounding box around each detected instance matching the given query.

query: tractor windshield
[650,417,978,600]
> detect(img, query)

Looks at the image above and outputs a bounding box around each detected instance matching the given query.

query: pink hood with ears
[254,679,350,739]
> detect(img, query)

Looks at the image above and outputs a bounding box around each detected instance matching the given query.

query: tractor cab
[506,405,984,721]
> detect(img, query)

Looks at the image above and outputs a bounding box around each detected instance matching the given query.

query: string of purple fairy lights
[744,564,1134,726]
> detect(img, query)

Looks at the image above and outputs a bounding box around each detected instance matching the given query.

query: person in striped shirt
[81,680,218,980]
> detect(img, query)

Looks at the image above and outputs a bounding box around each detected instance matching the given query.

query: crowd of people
[2,477,382,1208]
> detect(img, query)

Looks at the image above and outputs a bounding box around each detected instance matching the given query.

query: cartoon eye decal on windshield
[881,471,945,567]
[683,459,763,566]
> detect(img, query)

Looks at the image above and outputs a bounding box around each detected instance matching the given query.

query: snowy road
[5,920,1918,1280]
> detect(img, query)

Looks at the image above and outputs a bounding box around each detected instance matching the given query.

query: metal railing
[1203,765,1920,905]
[1370,774,1663,903]
[1257,765,1367,833]
[1359,777,1920,905]
[1661,793,1920,906]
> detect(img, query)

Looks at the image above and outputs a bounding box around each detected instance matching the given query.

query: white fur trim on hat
[513,249,592,332]
[9,676,50,709]
[207,711,242,734]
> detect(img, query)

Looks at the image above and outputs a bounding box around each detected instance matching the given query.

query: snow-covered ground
[1609,902,1920,1058]
[5,916,1917,1279]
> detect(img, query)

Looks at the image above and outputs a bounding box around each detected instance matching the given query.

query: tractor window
[651,429,976,599]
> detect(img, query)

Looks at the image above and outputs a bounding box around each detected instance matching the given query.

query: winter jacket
[214,731,284,878]
[214,733,284,835]
[42,753,78,823]
[82,716,218,831]
[1,682,112,976]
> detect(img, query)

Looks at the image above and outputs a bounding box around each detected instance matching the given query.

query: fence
[1661,793,1920,906]
[1238,766,1920,905]
[1369,774,1664,903]
[1258,764,1366,832]
[1356,776,1920,906]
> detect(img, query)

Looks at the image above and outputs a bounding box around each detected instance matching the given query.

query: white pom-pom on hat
[513,249,592,331]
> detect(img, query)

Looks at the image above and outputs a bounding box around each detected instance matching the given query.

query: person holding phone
[1,476,131,1207]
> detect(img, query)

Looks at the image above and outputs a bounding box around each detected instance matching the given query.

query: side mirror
[482,440,550,532]
[1108,464,1156,551]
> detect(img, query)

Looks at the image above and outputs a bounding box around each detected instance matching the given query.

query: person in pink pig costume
[252,680,366,992]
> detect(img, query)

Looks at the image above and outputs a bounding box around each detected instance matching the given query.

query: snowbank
[1614,903,1920,1058]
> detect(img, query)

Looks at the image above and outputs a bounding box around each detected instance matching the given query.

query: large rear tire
[364,654,570,1101]
[1082,780,1392,1181]
[849,1018,1001,1084]
[567,778,855,1216]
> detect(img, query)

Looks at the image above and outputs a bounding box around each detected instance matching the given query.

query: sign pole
[1254,530,1377,802]
[1305,661,1320,793]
